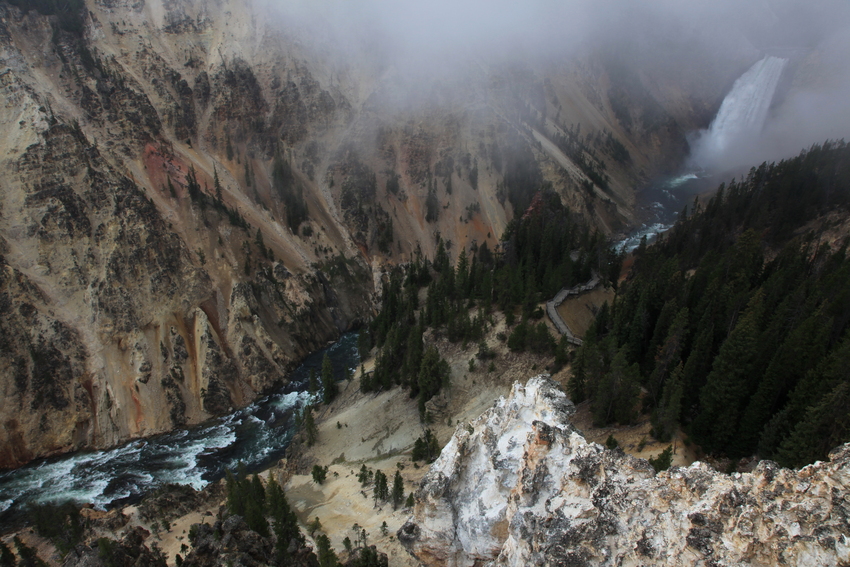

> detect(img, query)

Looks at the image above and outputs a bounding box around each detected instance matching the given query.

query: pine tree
[267,477,303,561]
[680,319,714,414]
[692,292,764,454]
[357,464,370,486]
[14,537,47,567]
[360,372,373,393]
[309,368,318,396]
[647,306,689,408]
[350,546,388,567]
[434,238,449,274]
[251,474,266,506]
[312,465,328,484]
[417,347,450,418]
[225,468,245,516]
[591,349,640,426]
[0,540,15,567]
[776,382,850,468]
[760,335,850,457]
[624,288,652,363]
[273,147,307,229]
[391,470,405,510]
[303,405,318,445]
[568,341,588,403]
[358,328,371,359]
[554,334,570,370]
[734,312,830,455]
[425,187,439,223]
[652,362,684,441]
[266,476,284,516]
[523,268,538,308]
[214,166,223,202]
[244,491,269,536]
[648,445,673,472]
[225,132,234,161]
[456,248,470,299]
[186,165,203,204]
[400,324,424,388]
[373,471,388,506]
[507,320,529,352]
[528,322,554,354]
[411,437,426,462]
[411,429,440,462]
[316,534,339,567]
[322,353,338,404]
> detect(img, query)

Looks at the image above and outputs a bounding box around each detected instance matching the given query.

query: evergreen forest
[360,190,620,417]
[570,141,850,468]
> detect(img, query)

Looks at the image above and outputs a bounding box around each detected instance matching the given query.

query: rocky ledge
[398,376,850,566]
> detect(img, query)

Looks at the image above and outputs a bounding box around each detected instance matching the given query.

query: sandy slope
[71,303,696,567]
[278,312,564,564]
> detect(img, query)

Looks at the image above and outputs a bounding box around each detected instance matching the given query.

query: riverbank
[54,311,560,566]
[1,299,700,565]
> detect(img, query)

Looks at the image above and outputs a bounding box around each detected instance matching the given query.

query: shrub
[648,446,673,472]
[312,465,329,484]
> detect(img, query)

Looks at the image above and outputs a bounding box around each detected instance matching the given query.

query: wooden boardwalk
[546,273,600,347]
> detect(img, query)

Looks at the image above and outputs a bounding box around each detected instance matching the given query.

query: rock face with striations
[0,0,375,468]
[399,376,850,566]
[0,0,755,468]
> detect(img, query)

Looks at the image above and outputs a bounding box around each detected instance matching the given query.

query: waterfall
[690,56,787,171]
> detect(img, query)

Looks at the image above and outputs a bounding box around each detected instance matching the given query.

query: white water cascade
[690,56,787,171]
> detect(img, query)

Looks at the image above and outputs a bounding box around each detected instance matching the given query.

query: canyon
[2,2,849,565]
[0,0,743,467]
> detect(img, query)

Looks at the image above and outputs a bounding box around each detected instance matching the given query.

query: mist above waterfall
[261,0,850,169]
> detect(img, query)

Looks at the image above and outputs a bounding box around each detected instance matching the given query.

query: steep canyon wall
[0,0,728,466]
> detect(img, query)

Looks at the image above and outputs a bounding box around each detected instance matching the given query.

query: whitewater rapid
[0,333,359,527]
[616,172,712,253]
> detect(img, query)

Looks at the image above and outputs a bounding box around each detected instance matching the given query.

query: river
[618,55,788,253]
[0,332,360,529]
[616,170,718,253]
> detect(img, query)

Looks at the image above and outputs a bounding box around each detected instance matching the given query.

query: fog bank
[260,0,850,170]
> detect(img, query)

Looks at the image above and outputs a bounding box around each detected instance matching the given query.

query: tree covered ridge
[573,140,850,468]
[360,190,619,418]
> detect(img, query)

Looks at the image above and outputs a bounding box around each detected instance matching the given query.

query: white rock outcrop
[399,375,850,566]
